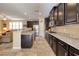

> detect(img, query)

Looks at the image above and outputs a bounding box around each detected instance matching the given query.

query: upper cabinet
[65,3,77,24]
[27,21,39,28]
[45,17,50,30]
[49,8,54,21]
[53,4,65,26]
[77,4,79,23]
[57,4,64,26]
[49,3,79,26]
[53,7,58,26]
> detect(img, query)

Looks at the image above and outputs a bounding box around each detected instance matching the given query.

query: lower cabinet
[69,46,79,56]
[45,32,79,56]
[45,32,49,43]
[21,34,33,48]
[56,40,68,56]
[57,43,68,56]
[49,35,53,48]
[52,37,57,55]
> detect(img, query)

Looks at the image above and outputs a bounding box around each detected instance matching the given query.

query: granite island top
[46,31,79,50]
[21,31,34,35]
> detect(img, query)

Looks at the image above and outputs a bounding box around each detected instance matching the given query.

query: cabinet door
[77,4,79,23]
[45,32,48,42]
[52,37,57,54]
[53,7,58,26]
[57,3,64,26]
[49,35,53,48]
[46,33,50,43]
[69,46,79,56]
[48,34,51,44]
[57,43,68,56]
[21,35,33,48]
[65,3,77,24]
[45,17,50,30]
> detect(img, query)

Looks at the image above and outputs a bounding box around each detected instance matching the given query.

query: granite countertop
[46,31,79,50]
[21,31,34,35]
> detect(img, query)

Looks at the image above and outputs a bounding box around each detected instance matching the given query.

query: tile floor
[0,37,55,56]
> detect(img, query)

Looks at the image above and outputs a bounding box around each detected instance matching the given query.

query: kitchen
[0,3,79,56]
[45,3,79,56]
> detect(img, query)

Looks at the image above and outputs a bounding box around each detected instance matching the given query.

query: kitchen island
[21,31,34,48]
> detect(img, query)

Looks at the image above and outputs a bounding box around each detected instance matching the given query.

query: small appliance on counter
[48,20,56,33]
[49,27,56,33]
[48,27,56,33]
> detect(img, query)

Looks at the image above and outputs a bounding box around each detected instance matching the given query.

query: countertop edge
[46,31,79,50]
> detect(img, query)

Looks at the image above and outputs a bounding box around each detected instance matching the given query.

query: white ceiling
[0,3,58,20]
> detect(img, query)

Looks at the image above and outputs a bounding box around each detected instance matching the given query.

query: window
[9,21,23,30]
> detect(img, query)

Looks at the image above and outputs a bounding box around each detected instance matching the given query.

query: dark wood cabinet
[46,32,79,56]
[27,21,39,28]
[52,36,57,55]
[65,3,77,24]
[69,46,79,56]
[49,4,65,26]
[53,7,58,26]
[45,17,50,30]
[45,32,50,44]
[45,33,57,55]
[57,43,68,56]
[45,32,68,56]
[56,39,68,56]
[57,4,65,26]
[48,3,79,26]
[77,4,79,23]
[49,35,53,48]
[21,34,33,48]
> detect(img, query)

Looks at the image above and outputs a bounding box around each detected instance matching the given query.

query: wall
[39,17,45,38]
[13,30,21,49]
[55,24,79,39]
[39,3,58,17]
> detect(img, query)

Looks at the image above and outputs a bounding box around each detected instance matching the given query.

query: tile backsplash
[55,24,79,39]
